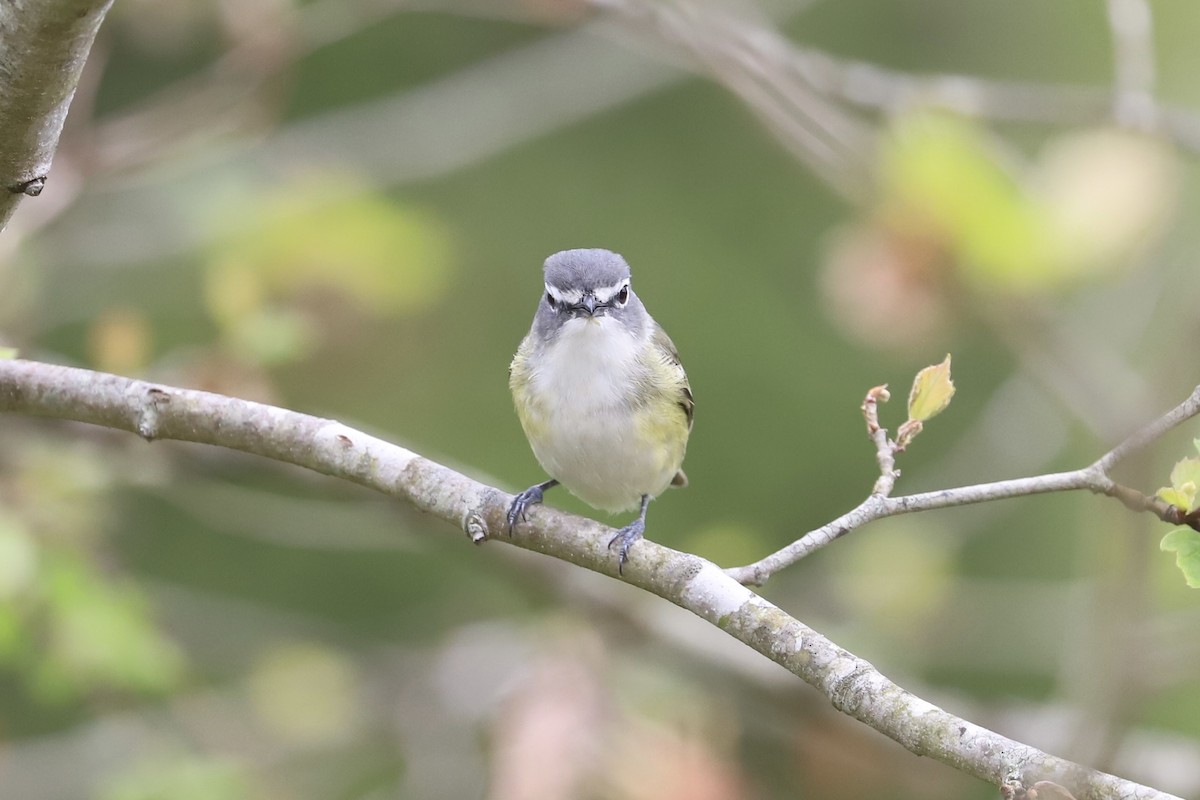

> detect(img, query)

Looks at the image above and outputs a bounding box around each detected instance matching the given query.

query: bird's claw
[607,518,646,575]
[506,485,545,535]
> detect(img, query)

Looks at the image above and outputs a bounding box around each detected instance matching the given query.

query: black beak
[574,293,598,316]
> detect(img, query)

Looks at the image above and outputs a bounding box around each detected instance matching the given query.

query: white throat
[536,316,643,411]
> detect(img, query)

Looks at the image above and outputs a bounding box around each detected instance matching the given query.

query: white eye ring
[616,285,630,305]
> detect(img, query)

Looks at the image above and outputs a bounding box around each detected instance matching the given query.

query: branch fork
[725,383,1200,586]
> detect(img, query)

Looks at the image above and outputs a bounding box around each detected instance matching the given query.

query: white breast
[526,317,674,513]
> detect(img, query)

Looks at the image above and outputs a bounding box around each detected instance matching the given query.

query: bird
[507,248,693,572]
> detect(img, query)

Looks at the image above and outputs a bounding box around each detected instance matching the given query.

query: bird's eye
[545,291,555,307]
[617,285,630,305]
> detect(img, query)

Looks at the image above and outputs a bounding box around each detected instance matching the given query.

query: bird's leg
[506,479,559,534]
[608,494,651,574]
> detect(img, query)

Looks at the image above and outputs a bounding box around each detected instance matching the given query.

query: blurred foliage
[880,116,1177,292]
[824,115,1179,352]
[203,172,455,368]
[0,436,183,709]
[1,0,1200,798]
[35,551,184,700]
[99,755,253,800]
[245,640,359,746]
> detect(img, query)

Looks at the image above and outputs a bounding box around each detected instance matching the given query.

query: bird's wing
[652,323,694,431]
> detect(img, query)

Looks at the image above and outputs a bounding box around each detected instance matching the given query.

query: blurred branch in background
[1105,0,1157,128]
[586,0,1200,169]
[589,0,875,200]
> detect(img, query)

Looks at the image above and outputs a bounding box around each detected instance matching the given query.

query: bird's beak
[575,293,598,316]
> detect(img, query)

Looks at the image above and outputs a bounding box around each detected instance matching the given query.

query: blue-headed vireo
[507,248,694,571]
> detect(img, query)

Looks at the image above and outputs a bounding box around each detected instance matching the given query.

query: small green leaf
[1169,458,1200,497]
[907,354,956,422]
[1157,486,1196,513]
[0,347,18,360]
[1157,456,1200,513]
[1161,528,1200,588]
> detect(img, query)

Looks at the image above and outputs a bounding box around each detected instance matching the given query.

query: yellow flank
[632,395,689,481]
[509,338,547,439]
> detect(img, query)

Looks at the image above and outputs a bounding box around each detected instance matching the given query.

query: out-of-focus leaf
[17,440,113,540]
[204,259,265,332]
[0,512,38,599]
[99,755,253,800]
[1038,129,1177,276]
[39,554,184,700]
[818,224,951,351]
[833,518,954,627]
[881,114,1054,292]
[907,354,955,422]
[1161,528,1200,588]
[0,602,25,659]
[879,115,1177,295]
[226,307,317,365]
[204,173,455,326]
[88,307,153,375]
[247,641,358,746]
[0,347,17,359]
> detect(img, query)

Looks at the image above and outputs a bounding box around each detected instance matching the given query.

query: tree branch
[0,0,114,231]
[0,358,1183,800]
[726,384,1200,586]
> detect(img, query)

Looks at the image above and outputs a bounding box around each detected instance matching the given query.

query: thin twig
[861,384,897,496]
[725,383,1200,586]
[1096,383,1200,473]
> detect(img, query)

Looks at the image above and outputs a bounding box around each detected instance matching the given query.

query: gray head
[533,248,647,340]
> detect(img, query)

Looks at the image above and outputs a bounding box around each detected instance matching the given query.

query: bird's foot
[507,483,549,534]
[607,518,646,575]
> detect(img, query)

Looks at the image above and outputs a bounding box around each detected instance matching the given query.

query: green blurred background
[2,0,1200,797]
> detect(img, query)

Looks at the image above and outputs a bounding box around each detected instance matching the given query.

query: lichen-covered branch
[0,0,115,231]
[0,358,1182,800]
